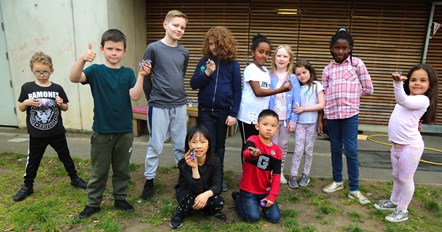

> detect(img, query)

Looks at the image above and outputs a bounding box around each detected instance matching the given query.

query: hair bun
[253,33,267,42]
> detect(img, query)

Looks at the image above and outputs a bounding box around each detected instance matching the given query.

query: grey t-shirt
[143,40,189,108]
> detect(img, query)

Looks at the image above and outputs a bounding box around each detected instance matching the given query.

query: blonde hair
[164,10,188,23]
[271,45,293,74]
[30,51,53,69]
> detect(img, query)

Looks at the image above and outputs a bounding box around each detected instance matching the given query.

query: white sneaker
[280,175,288,184]
[374,199,397,211]
[322,182,343,193]
[348,191,371,205]
[385,209,408,222]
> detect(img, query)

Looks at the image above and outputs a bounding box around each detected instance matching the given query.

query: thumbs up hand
[81,42,96,63]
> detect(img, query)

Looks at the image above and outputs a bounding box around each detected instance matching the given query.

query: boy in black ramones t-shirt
[13,52,87,202]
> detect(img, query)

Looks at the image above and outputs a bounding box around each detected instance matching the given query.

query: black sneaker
[214,211,226,221]
[79,206,101,219]
[13,186,33,202]
[71,177,87,189]
[141,179,154,200]
[114,200,134,212]
[231,191,240,202]
[170,209,184,229]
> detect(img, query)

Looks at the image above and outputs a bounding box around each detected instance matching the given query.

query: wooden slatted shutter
[146,0,439,126]
[145,1,249,105]
[248,0,301,64]
[351,1,430,124]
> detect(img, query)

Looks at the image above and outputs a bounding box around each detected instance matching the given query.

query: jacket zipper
[211,58,220,111]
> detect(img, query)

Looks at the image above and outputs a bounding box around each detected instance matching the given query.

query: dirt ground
[104,167,390,231]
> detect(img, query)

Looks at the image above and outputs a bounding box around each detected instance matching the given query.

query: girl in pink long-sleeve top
[374,64,439,223]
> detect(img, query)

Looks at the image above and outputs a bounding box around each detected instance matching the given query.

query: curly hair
[202,26,237,62]
[29,51,53,69]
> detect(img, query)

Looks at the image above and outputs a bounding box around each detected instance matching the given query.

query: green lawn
[1,152,441,232]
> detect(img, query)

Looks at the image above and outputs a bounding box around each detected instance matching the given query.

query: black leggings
[238,120,258,164]
[238,120,258,145]
[177,193,224,218]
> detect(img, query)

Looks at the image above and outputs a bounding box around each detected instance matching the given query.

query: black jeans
[198,108,229,171]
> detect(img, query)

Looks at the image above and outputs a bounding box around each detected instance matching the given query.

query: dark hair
[101,29,127,49]
[403,63,439,124]
[258,109,279,122]
[330,28,354,65]
[202,26,237,62]
[251,33,271,52]
[294,60,318,96]
[185,125,214,166]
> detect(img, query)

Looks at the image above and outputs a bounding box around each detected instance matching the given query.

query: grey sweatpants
[144,105,186,179]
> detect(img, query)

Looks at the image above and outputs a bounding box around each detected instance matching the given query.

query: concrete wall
[0,0,146,131]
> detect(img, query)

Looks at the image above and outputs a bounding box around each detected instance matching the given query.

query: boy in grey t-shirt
[141,10,189,200]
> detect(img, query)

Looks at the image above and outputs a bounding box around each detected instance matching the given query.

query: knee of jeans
[245,213,261,222]
[330,147,343,155]
[266,216,281,224]
[345,151,358,160]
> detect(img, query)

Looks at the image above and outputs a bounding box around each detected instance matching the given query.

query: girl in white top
[289,60,325,189]
[374,64,438,223]
[237,34,291,151]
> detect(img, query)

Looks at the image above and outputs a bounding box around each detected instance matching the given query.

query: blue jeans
[234,190,280,223]
[198,108,229,169]
[326,115,359,191]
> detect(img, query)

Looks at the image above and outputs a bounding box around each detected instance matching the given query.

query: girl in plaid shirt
[319,28,373,205]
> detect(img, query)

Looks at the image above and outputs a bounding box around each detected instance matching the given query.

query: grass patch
[157,165,177,174]
[1,152,442,231]
[340,224,368,232]
[281,208,300,218]
[423,200,441,213]
[347,211,364,222]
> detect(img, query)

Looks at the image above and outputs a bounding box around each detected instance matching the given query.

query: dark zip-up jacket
[190,57,242,117]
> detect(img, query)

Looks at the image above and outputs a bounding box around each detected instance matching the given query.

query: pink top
[388,80,429,145]
[273,71,288,120]
[322,56,373,119]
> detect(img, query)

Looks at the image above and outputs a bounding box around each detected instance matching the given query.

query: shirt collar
[332,55,351,65]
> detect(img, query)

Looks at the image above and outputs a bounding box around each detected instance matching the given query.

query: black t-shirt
[18,81,68,137]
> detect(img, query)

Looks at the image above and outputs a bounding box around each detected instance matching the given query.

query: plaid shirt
[322,56,373,119]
